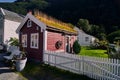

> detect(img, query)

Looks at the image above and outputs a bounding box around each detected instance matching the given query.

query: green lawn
[79,46,108,58]
[20,62,94,80]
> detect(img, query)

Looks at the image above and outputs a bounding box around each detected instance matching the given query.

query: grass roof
[34,11,77,34]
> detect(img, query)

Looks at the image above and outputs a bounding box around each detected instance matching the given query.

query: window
[0,35,2,43]
[30,33,39,48]
[22,34,27,47]
[27,19,32,27]
[85,37,89,42]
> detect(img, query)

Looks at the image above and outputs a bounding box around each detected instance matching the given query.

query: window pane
[30,33,39,48]
[22,34,27,47]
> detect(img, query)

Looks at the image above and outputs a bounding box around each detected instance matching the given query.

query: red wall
[20,19,43,62]
[47,30,77,53]
[47,31,65,52]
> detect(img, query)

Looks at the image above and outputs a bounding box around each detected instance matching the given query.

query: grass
[79,46,108,58]
[34,11,77,33]
[20,62,95,80]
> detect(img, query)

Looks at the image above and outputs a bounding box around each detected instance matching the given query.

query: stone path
[0,53,26,80]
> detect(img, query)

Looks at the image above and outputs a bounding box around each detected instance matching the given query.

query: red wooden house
[16,12,77,62]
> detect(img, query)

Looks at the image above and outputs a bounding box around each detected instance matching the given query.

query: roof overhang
[47,26,78,35]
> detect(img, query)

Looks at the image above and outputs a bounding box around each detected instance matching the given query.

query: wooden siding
[20,19,43,62]
[47,30,65,52]
[47,30,77,53]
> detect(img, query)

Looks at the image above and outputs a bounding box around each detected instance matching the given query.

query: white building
[74,27,96,46]
[0,8,24,44]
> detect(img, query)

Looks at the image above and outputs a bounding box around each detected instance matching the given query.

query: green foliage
[77,19,91,32]
[107,44,120,59]
[77,18,106,40]
[107,30,120,43]
[0,0,48,15]
[9,37,19,46]
[26,0,48,10]
[90,25,106,40]
[15,0,30,2]
[73,40,81,54]
[90,40,108,50]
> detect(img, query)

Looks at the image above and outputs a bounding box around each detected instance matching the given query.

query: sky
[0,0,16,2]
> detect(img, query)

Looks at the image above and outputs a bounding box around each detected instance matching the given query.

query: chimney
[28,10,32,14]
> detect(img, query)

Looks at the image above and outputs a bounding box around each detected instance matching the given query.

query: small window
[22,34,27,47]
[30,33,39,48]
[27,20,32,27]
[85,37,89,42]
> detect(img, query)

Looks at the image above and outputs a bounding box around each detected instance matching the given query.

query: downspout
[42,27,46,62]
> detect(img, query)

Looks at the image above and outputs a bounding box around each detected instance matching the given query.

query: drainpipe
[43,28,47,62]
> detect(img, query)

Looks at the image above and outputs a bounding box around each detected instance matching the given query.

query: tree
[107,30,120,43]
[90,24,106,40]
[15,0,30,2]
[73,40,81,54]
[77,19,91,33]
[26,0,48,10]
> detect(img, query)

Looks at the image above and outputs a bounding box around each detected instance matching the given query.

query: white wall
[78,31,95,46]
[4,19,20,43]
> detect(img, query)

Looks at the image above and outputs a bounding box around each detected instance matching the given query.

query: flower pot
[15,58,27,71]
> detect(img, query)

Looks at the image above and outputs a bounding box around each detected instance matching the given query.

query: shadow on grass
[20,62,95,80]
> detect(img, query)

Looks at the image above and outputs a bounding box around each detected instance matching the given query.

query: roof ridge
[0,7,5,15]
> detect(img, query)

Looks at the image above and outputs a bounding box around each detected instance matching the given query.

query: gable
[16,13,46,33]
[0,8,24,22]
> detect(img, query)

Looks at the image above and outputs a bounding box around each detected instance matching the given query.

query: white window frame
[22,34,27,47]
[30,33,39,49]
[27,19,32,27]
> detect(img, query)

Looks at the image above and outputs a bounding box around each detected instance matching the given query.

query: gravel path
[0,72,24,80]
[0,53,27,80]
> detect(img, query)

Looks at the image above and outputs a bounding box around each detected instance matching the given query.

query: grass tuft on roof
[34,11,77,34]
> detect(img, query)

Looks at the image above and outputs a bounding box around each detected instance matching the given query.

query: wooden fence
[43,51,120,80]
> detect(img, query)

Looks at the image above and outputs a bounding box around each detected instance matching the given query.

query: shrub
[107,44,120,59]
[90,40,108,50]
[107,30,120,43]
[73,40,81,54]
[9,37,19,46]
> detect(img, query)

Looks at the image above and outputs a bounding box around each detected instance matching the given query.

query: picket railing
[43,51,120,80]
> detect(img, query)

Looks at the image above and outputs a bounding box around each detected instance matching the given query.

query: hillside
[0,0,120,34]
[45,0,120,34]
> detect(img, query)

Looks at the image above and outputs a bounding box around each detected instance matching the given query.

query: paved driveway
[0,53,26,80]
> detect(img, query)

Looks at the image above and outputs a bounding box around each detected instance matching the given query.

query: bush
[73,40,81,54]
[9,37,19,46]
[107,44,120,59]
[107,30,120,43]
[90,40,108,50]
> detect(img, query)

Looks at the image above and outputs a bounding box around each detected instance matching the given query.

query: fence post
[81,56,84,74]
[55,55,56,67]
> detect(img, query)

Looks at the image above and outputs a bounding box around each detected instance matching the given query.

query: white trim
[22,34,27,47]
[43,30,46,56]
[54,50,64,52]
[30,33,39,49]
[16,13,46,33]
[27,19,32,27]
[0,8,5,15]
[44,31,47,50]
